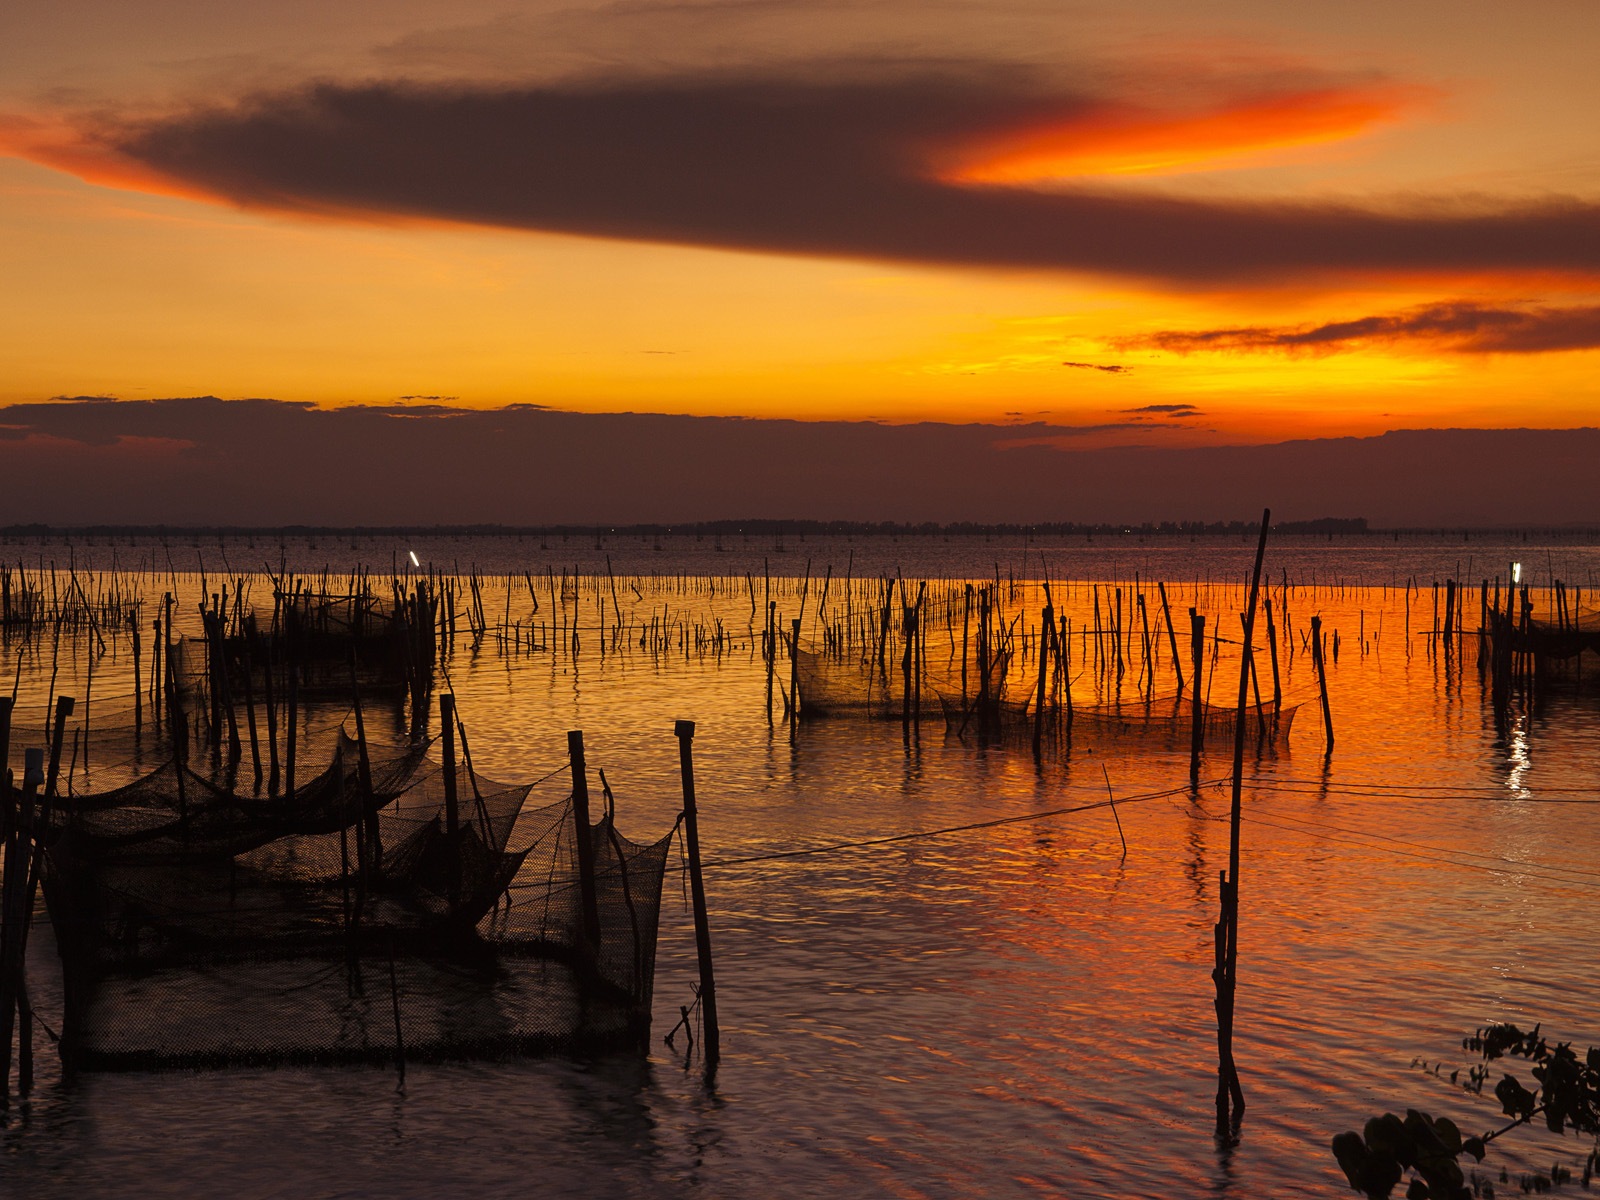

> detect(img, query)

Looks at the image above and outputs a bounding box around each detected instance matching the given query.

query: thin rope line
[696,778,1224,869]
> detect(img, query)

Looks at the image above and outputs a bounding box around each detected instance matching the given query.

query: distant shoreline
[3,519,1600,539]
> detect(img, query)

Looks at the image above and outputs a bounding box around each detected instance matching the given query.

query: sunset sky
[4,0,1599,450]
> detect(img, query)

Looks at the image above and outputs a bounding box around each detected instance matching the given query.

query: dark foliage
[1332,1025,1600,1198]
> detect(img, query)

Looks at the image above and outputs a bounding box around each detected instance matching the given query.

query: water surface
[3,539,1599,1198]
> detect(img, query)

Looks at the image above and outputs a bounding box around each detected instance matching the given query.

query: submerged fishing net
[797,637,1295,751]
[792,644,946,720]
[39,732,672,1069]
[1521,606,1600,663]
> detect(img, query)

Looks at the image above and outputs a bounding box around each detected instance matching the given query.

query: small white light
[409,550,421,567]
[1512,562,1521,584]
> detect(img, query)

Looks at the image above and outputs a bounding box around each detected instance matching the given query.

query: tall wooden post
[1159,581,1184,692]
[0,748,43,1107]
[351,652,378,872]
[130,615,143,727]
[1443,579,1457,657]
[676,719,720,1072]
[43,696,75,802]
[241,641,262,784]
[567,730,601,951]
[959,585,971,713]
[790,617,801,729]
[1264,597,1282,709]
[284,607,298,802]
[1033,603,1053,756]
[1311,615,1335,756]
[440,694,461,917]
[1189,611,1205,787]
[976,589,991,722]
[1215,508,1269,1133]
[765,601,776,726]
[901,606,914,737]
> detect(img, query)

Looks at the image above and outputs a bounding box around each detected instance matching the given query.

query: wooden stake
[567,730,601,950]
[675,719,720,1072]
[0,749,43,1107]
[440,693,463,917]
[1215,507,1269,1133]
[1311,615,1335,756]
[1159,581,1184,692]
[1033,603,1053,756]
[1189,610,1205,787]
[790,617,801,730]
[1264,597,1282,710]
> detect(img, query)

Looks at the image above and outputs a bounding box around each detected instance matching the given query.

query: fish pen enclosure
[1485,582,1600,692]
[1,692,674,1076]
[170,576,441,744]
[793,578,1299,755]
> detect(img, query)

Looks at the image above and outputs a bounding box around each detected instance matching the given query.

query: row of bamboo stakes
[0,545,1586,1103]
[0,694,73,1107]
[15,554,1553,798]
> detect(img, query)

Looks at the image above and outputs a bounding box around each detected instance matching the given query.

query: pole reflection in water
[3,537,1600,1198]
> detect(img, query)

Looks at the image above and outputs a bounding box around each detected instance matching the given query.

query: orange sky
[2,0,1598,445]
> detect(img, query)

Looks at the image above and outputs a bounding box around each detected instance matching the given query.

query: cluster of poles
[9,538,1590,1106]
[0,694,74,1107]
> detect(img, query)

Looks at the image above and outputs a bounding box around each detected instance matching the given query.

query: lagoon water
[3,531,1600,1198]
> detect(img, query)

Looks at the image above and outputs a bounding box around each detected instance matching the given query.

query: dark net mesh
[799,636,1293,751]
[794,642,952,721]
[40,735,672,1069]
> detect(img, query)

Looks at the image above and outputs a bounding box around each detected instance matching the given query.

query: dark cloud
[2,397,1597,527]
[1062,361,1129,373]
[1122,404,1200,413]
[69,73,1600,286]
[1123,301,1600,354]
[398,393,459,401]
[995,422,1155,443]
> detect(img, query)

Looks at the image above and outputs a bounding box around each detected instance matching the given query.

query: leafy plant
[1331,1025,1600,1198]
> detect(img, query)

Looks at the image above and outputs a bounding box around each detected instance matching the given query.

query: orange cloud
[940,84,1426,184]
[1118,300,1600,356]
[8,74,1595,292]
[0,113,218,204]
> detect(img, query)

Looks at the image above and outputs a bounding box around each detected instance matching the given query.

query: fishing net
[798,636,1294,752]
[38,732,672,1069]
[793,642,987,721]
[1522,606,1600,662]
[1053,694,1297,750]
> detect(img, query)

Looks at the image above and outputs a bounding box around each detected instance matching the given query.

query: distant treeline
[6,517,1600,540]
[3,517,1366,537]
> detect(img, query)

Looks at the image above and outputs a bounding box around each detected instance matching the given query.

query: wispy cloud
[1120,301,1600,355]
[1063,361,1130,373]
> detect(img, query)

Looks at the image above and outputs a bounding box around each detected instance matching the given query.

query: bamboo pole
[1033,602,1053,756]
[1215,508,1269,1133]
[1189,610,1205,787]
[1312,615,1335,756]
[0,748,43,1107]
[567,730,601,951]
[790,617,801,730]
[441,693,462,917]
[1263,597,1282,710]
[1158,581,1184,692]
[675,719,719,1072]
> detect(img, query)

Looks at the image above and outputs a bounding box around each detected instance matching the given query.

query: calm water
[4,537,1600,1198]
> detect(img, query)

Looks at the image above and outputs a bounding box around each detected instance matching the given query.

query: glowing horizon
[1,0,1598,449]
